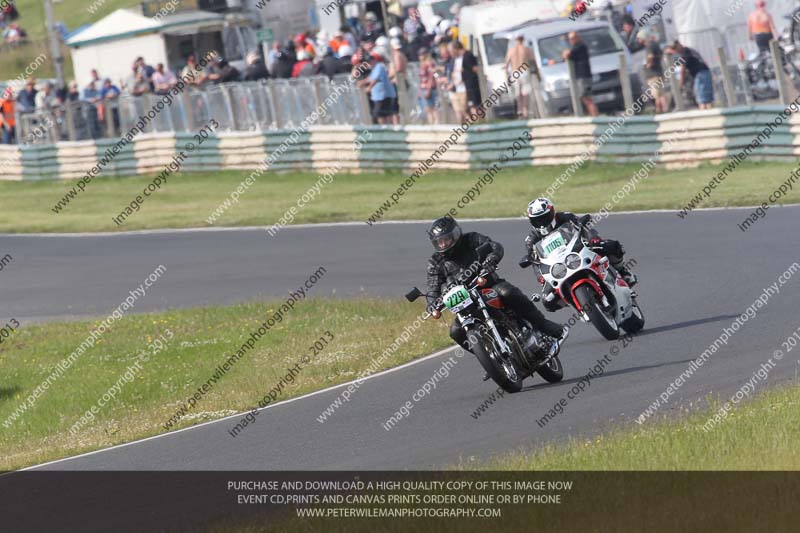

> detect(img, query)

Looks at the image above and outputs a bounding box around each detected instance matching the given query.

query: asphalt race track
[5,206,800,470]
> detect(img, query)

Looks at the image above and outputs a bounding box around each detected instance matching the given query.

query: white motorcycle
[519,219,644,340]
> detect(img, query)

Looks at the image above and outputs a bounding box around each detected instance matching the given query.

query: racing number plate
[542,232,566,256]
[443,285,472,313]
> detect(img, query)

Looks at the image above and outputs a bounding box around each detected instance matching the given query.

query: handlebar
[423,267,494,319]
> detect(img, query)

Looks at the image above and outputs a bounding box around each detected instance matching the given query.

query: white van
[458,0,563,115]
[492,18,642,115]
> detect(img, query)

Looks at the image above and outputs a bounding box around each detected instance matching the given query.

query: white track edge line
[21,345,459,471]
[4,204,799,238]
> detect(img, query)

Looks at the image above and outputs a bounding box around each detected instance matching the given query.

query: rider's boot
[548,325,569,358]
[618,265,638,287]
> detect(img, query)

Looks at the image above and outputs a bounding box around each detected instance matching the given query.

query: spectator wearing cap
[666,40,713,109]
[152,63,178,94]
[359,52,398,125]
[389,37,408,82]
[417,48,438,124]
[504,35,536,118]
[637,30,667,113]
[562,31,598,116]
[748,0,777,53]
[16,77,37,114]
[0,87,16,144]
[337,44,354,70]
[363,11,383,40]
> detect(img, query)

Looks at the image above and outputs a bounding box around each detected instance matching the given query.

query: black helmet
[428,216,462,253]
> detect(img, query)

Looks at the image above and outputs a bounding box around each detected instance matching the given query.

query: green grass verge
[3,160,799,233]
[2,0,139,80]
[467,381,800,470]
[0,297,448,470]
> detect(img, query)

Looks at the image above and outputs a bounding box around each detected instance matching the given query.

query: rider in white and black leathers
[426,216,568,353]
[524,198,637,312]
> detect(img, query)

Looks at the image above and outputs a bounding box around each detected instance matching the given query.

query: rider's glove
[483,254,500,273]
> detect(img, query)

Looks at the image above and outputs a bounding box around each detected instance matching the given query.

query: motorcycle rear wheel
[466,327,523,393]
[621,301,645,334]
[536,354,564,383]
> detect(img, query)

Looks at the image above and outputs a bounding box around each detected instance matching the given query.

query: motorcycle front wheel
[466,327,523,393]
[574,285,620,340]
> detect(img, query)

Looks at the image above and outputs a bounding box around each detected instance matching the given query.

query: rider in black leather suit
[425,216,568,352]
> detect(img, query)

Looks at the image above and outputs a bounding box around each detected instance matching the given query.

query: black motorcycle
[406,244,564,393]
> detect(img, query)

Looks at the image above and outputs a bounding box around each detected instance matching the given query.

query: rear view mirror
[405,287,423,302]
[579,214,592,226]
[519,256,532,269]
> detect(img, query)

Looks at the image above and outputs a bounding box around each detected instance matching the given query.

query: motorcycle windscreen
[535,225,577,259]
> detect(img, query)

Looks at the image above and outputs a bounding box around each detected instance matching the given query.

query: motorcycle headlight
[565,253,581,270]
[552,263,568,279]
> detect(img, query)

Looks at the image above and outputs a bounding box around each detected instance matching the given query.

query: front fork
[477,297,512,355]
[459,297,512,355]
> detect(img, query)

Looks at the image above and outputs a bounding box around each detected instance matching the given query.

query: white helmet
[375,35,389,48]
[337,44,353,57]
[437,19,452,33]
[527,197,557,236]
[388,26,403,38]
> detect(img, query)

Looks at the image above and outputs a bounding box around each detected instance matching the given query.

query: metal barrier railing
[14,47,798,145]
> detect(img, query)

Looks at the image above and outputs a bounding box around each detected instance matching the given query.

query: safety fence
[3,105,799,181]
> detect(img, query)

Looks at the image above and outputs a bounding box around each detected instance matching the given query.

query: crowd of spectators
[0,0,732,142]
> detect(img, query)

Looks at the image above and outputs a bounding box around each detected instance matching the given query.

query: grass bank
[468,382,800,470]
[1,161,798,233]
[0,297,448,470]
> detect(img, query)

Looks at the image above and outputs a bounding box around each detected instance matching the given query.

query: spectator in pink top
[152,63,177,95]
